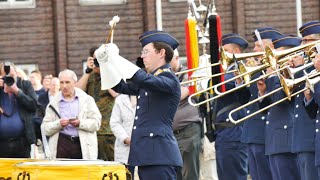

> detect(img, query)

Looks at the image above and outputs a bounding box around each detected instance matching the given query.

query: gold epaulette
[154,68,171,76]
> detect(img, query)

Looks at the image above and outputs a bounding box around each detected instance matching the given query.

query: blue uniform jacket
[264,75,294,155]
[291,69,315,153]
[304,83,320,166]
[112,64,183,167]
[241,72,267,144]
[215,65,250,143]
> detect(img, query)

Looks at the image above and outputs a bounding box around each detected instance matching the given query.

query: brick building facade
[0,0,319,77]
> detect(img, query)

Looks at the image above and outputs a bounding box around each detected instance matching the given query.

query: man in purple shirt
[42,69,101,159]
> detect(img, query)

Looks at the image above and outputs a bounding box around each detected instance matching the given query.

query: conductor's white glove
[95,44,107,63]
[95,43,140,90]
[95,43,120,63]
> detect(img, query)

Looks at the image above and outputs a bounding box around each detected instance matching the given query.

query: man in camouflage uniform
[77,46,119,161]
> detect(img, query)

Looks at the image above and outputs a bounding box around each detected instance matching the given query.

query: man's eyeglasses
[141,49,157,55]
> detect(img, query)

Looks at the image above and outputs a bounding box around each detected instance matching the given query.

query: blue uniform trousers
[215,141,248,180]
[296,152,319,180]
[268,153,300,180]
[247,144,272,180]
[138,165,177,180]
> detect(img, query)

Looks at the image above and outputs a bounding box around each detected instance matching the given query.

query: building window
[15,63,38,80]
[169,0,187,2]
[79,0,127,6]
[0,0,36,9]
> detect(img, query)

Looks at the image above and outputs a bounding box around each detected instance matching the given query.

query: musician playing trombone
[258,33,306,180]
[240,27,284,180]
[214,33,251,180]
[301,21,320,179]
[285,21,320,180]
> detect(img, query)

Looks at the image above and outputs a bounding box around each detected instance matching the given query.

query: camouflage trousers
[97,134,116,161]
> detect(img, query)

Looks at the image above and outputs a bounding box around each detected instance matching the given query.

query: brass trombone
[219,48,265,71]
[306,71,320,92]
[180,70,237,86]
[228,71,320,124]
[213,41,320,95]
[177,48,264,85]
[175,47,264,74]
[286,61,314,79]
[264,40,320,69]
[175,62,220,76]
[187,64,290,107]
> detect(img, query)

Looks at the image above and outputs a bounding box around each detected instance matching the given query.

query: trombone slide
[228,71,320,124]
[228,87,306,125]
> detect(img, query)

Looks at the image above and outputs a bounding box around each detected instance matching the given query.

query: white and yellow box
[12,160,127,180]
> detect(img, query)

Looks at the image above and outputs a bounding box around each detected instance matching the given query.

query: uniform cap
[222,33,249,49]
[252,27,284,41]
[272,35,302,49]
[299,21,320,37]
[139,30,179,50]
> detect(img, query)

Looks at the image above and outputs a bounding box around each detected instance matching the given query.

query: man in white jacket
[42,69,101,159]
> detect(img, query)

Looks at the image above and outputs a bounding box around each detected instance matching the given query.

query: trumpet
[228,71,320,124]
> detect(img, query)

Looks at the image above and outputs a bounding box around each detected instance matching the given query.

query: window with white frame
[15,63,38,80]
[79,0,127,6]
[169,0,187,2]
[0,0,35,9]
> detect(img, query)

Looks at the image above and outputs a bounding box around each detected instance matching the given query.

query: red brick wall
[64,0,145,76]
[0,0,55,75]
[0,0,319,76]
[243,0,320,50]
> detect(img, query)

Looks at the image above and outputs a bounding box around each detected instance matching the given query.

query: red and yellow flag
[185,16,199,94]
